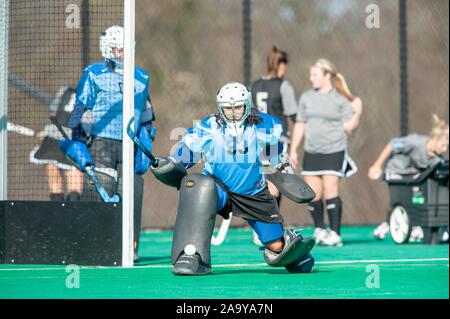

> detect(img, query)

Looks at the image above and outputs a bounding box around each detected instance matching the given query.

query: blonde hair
[313,58,355,102]
[430,113,449,138]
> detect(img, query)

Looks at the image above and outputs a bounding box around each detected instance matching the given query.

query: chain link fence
[7,0,123,201]
[137,0,448,228]
[4,0,448,229]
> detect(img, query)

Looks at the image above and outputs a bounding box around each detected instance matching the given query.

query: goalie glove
[134,125,157,175]
[150,157,187,189]
[59,139,94,172]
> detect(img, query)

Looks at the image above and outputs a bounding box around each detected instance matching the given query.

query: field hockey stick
[84,165,121,203]
[9,75,54,106]
[50,116,120,203]
[126,116,159,167]
[8,77,122,201]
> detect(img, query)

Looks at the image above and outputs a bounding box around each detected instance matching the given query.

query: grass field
[0,226,448,299]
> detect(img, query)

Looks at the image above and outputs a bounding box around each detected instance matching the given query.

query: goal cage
[0,0,136,267]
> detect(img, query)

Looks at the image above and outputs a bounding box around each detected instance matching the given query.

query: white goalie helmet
[99,25,124,60]
[216,82,253,131]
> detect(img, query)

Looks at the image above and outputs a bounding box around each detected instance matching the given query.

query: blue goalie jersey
[69,61,151,140]
[172,111,284,195]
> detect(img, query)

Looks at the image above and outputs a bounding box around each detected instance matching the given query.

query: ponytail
[267,46,288,76]
[430,113,449,137]
[313,59,355,102]
[335,73,355,102]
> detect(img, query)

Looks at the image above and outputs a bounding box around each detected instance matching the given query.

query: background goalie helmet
[216,82,253,135]
[99,25,124,60]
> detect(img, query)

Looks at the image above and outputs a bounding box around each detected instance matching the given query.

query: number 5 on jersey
[256,92,269,113]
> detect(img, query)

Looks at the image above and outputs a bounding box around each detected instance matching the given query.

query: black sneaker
[172,253,212,276]
[66,191,81,201]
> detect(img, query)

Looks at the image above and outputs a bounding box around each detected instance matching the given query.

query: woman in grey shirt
[368,114,449,241]
[290,59,362,247]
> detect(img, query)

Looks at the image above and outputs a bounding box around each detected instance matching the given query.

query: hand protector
[59,139,94,172]
[134,126,156,175]
[150,157,188,189]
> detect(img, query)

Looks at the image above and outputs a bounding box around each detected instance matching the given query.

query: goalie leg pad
[171,173,217,265]
[133,174,144,254]
[264,229,316,267]
[115,165,144,254]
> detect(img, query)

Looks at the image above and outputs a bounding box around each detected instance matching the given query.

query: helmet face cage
[216,82,252,129]
[221,104,245,122]
[99,25,124,60]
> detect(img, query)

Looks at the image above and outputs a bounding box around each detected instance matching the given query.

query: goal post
[0,0,8,201]
[1,0,137,267]
[122,0,135,268]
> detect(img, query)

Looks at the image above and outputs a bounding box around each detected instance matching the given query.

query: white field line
[0,258,447,272]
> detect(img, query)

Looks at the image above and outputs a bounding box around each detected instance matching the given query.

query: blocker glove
[59,139,94,172]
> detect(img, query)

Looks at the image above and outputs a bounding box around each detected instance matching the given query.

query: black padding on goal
[0,201,122,266]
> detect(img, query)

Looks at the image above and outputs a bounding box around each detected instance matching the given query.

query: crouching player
[149,82,316,275]
[369,114,449,241]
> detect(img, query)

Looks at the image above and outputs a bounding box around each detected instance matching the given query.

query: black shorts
[87,136,122,169]
[215,178,284,224]
[302,150,358,177]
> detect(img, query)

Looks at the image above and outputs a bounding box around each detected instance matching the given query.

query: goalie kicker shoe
[172,253,212,276]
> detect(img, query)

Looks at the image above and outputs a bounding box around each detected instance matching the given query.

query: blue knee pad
[248,220,284,245]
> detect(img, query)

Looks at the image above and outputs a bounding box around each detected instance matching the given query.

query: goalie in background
[66,25,156,262]
[29,87,83,201]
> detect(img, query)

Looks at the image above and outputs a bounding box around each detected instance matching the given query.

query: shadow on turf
[213,268,329,275]
[132,259,332,275]
[342,238,428,245]
[338,239,385,245]
[134,256,171,266]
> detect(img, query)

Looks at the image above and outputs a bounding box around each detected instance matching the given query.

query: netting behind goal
[5,0,123,201]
